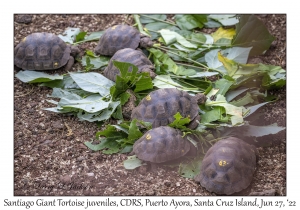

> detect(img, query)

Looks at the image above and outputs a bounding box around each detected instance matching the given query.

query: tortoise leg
[141,68,156,79]
[64,56,74,71]
[188,115,201,129]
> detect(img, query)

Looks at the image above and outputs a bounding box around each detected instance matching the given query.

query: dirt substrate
[13,14,286,196]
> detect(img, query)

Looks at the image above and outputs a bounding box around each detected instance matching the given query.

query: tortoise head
[70,45,80,57]
[141,66,156,79]
[194,93,207,105]
[140,35,153,48]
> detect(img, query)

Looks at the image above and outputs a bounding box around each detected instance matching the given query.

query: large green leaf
[128,119,143,141]
[232,15,275,56]
[15,71,63,83]
[70,72,115,96]
[242,123,285,137]
[58,28,80,44]
[58,94,110,113]
[175,14,207,30]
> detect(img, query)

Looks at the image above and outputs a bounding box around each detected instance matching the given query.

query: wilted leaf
[232,15,275,56]
[244,102,270,118]
[15,70,63,83]
[226,88,249,102]
[230,92,254,107]
[123,155,143,170]
[211,27,236,43]
[218,52,238,76]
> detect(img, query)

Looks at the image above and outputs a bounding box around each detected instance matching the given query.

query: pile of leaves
[15,14,286,178]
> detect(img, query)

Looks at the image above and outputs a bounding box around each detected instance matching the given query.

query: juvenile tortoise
[14,32,80,71]
[131,88,207,129]
[94,24,153,56]
[103,48,156,82]
[194,137,258,195]
[133,126,197,163]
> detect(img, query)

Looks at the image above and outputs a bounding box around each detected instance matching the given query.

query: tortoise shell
[94,25,141,56]
[103,48,154,82]
[131,88,201,129]
[14,32,72,70]
[133,126,191,163]
[194,137,258,195]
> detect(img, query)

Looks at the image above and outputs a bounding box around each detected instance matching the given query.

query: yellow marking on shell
[146,134,151,140]
[111,25,117,30]
[54,62,59,67]
[22,37,26,42]
[182,149,185,153]
[146,95,151,101]
[187,115,190,118]
[218,160,227,166]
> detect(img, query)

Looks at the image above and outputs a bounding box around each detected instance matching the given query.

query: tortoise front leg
[64,56,74,71]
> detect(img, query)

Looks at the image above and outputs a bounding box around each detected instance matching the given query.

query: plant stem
[174,62,206,70]
[158,45,189,52]
[133,15,145,34]
[140,15,177,26]
[155,46,225,75]
[73,38,99,45]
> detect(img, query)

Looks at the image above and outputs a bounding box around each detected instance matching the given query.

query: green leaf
[178,156,203,179]
[144,22,179,40]
[175,14,207,30]
[208,15,239,26]
[15,71,63,83]
[120,92,131,105]
[81,54,109,70]
[168,112,191,129]
[230,92,254,107]
[226,88,249,102]
[140,14,167,23]
[214,78,234,96]
[58,94,110,113]
[77,101,120,122]
[159,29,197,48]
[75,31,87,42]
[232,15,275,56]
[244,102,270,118]
[85,139,120,154]
[40,75,79,89]
[201,107,224,123]
[83,31,104,42]
[153,75,200,93]
[242,123,285,137]
[128,119,143,142]
[58,27,80,44]
[70,72,115,96]
[133,72,153,92]
[123,155,143,170]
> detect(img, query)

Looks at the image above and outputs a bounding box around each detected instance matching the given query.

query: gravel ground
[13,14,286,196]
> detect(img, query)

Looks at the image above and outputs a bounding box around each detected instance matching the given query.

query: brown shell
[131,88,200,128]
[94,25,140,56]
[14,32,71,70]
[133,126,191,163]
[194,137,258,195]
[103,48,154,82]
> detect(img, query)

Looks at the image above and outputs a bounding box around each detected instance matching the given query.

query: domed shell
[133,126,191,163]
[14,32,71,70]
[131,88,200,128]
[194,137,258,195]
[103,48,154,82]
[94,25,140,56]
